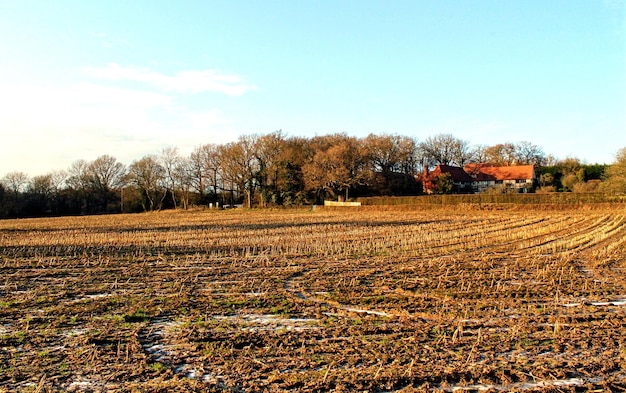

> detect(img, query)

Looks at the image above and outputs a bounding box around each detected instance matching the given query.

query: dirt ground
[1,207,625,392]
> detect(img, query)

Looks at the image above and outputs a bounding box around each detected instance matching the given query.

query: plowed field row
[1,207,625,392]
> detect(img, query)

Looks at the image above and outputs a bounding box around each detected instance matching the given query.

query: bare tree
[28,174,55,197]
[364,133,418,175]
[88,155,126,192]
[483,143,517,165]
[175,156,194,209]
[543,154,559,167]
[419,133,471,167]
[471,145,489,164]
[514,141,545,166]
[202,144,222,197]
[2,171,29,197]
[602,147,626,194]
[271,136,311,205]
[364,133,400,174]
[254,131,285,206]
[188,143,223,203]
[219,135,259,207]
[66,160,91,191]
[127,155,166,211]
[303,134,366,201]
[188,146,206,196]
[303,147,343,200]
[481,142,545,166]
[395,135,419,175]
[160,147,183,208]
[49,170,68,192]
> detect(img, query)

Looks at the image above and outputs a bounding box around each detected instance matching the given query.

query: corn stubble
[0,207,625,392]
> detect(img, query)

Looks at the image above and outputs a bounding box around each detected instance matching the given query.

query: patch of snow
[214,314,320,332]
[561,297,626,307]
[143,343,165,354]
[62,328,87,337]
[591,299,626,306]
[69,293,112,304]
[342,307,394,317]
[442,377,588,392]
[67,380,96,392]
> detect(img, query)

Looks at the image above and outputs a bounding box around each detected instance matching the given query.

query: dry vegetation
[1,206,626,392]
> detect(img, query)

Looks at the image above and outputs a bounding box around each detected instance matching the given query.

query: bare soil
[0,207,625,392]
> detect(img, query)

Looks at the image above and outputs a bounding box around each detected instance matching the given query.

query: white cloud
[73,83,172,108]
[0,78,241,177]
[0,82,170,133]
[83,63,257,95]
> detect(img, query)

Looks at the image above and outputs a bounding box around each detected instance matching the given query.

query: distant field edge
[356,193,626,210]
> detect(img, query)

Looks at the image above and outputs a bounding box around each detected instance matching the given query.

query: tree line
[0,132,623,218]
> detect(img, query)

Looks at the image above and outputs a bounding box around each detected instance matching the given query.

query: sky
[1,1,625,177]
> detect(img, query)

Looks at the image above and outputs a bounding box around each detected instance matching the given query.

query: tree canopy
[0,131,620,218]
[602,147,626,194]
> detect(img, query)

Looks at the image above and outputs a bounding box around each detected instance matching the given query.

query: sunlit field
[1,206,625,392]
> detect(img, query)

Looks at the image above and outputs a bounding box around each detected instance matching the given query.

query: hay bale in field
[323,200,362,207]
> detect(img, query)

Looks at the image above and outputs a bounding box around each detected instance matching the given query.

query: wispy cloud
[0,78,240,176]
[83,63,257,95]
[0,82,171,130]
[74,83,173,109]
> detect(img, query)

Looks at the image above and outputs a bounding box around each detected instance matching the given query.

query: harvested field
[1,207,626,392]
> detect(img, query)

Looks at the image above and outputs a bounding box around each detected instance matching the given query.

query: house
[464,164,536,193]
[419,163,537,194]
[420,164,474,194]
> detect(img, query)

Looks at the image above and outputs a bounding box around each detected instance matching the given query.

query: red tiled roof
[464,164,535,181]
[422,165,474,183]
[436,165,474,182]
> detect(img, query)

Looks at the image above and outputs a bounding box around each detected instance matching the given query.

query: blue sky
[1,1,624,177]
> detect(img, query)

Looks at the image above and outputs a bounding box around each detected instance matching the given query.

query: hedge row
[358,193,626,206]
